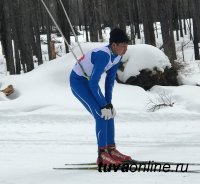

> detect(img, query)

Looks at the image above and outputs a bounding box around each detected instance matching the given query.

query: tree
[2,0,200,77]
[0,0,3,51]
[82,0,89,42]
[133,0,141,39]
[10,0,21,74]
[127,0,135,44]
[31,0,43,65]
[2,0,15,74]
[58,0,70,53]
[19,0,34,72]
[158,0,177,63]
[139,0,156,46]
[117,0,127,31]
[88,0,98,42]
[191,0,200,60]
[106,0,118,29]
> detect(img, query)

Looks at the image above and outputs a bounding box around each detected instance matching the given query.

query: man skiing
[70,28,132,165]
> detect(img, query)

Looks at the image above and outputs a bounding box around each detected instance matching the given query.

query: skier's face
[112,43,128,56]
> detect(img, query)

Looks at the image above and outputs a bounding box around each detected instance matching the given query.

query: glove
[111,107,117,118]
[101,104,113,120]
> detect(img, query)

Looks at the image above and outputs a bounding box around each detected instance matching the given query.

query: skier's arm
[88,51,110,108]
[105,62,121,104]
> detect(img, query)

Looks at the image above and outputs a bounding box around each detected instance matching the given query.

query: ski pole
[40,0,89,80]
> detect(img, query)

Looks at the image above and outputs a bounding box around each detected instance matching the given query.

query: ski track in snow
[0,113,200,184]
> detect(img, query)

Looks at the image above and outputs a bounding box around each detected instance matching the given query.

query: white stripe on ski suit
[71,87,95,118]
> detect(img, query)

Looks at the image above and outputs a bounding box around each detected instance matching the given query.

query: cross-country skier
[70,28,132,165]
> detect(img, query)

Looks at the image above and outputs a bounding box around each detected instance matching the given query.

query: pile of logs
[0,85,14,96]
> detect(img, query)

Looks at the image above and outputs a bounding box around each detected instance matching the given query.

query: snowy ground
[0,113,200,184]
[1,27,200,183]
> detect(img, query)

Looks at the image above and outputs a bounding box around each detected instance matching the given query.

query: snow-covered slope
[0,43,199,115]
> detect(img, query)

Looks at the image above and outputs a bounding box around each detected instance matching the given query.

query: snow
[119,44,171,82]
[0,91,8,101]
[1,42,200,183]
[178,60,200,85]
[0,48,7,77]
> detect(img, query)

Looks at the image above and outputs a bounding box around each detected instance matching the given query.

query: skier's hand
[101,104,113,120]
[101,108,112,120]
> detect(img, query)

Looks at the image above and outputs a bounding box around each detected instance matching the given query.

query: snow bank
[150,85,200,113]
[0,43,200,115]
[118,44,171,82]
[0,54,75,111]
[0,43,111,112]
[0,92,8,101]
[178,60,200,85]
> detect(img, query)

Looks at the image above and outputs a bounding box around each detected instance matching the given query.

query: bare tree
[127,0,135,44]
[158,0,177,63]
[31,0,43,65]
[191,0,200,60]
[139,0,156,46]
[19,0,34,72]
[88,0,98,42]
[2,0,15,74]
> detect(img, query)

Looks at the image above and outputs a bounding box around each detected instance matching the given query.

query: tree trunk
[57,0,70,53]
[82,0,89,42]
[46,8,52,60]
[2,0,15,74]
[178,0,184,37]
[127,0,135,44]
[193,19,200,60]
[88,0,98,42]
[191,0,200,60]
[19,0,34,72]
[158,0,177,63]
[10,0,21,74]
[172,0,179,41]
[139,0,156,46]
[117,0,126,32]
[134,0,141,39]
[107,0,118,29]
[0,0,3,40]
[192,0,200,41]
[32,0,43,65]
[96,0,103,41]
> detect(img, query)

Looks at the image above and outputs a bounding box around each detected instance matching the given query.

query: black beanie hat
[109,28,129,44]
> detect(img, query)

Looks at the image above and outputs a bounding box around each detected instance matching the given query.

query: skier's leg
[107,119,115,145]
[70,73,108,147]
[107,118,132,162]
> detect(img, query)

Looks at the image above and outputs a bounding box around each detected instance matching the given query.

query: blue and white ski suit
[70,45,122,147]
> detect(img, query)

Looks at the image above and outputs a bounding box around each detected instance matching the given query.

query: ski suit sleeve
[88,51,110,108]
[105,61,121,104]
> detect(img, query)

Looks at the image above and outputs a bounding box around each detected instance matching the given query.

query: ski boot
[96,147,121,165]
[108,144,132,162]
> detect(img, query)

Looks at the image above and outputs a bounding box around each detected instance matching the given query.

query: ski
[54,166,98,170]
[65,159,200,166]
[54,165,200,173]
[65,162,96,166]
[124,159,200,166]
